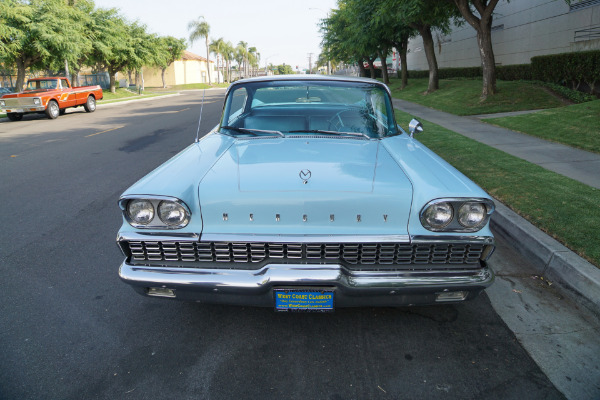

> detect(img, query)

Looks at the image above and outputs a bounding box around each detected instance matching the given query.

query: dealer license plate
[274,289,334,312]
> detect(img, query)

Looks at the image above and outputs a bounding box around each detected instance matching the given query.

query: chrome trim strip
[117,231,200,242]
[117,232,492,246]
[198,233,411,243]
[410,235,495,245]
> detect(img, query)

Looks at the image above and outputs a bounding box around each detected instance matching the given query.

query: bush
[528,80,596,103]
[405,65,531,81]
[496,64,532,81]
[532,50,600,93]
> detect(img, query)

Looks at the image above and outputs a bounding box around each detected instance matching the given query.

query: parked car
[0,87,13,95]
[117,75,495,311]
[0,77,103,121]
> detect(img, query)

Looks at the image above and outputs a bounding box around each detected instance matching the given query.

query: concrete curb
[491,199,600,316]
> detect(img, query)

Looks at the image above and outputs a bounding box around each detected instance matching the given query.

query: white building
[406,0,600,70]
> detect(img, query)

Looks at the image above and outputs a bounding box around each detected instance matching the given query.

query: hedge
[531,50,600,93]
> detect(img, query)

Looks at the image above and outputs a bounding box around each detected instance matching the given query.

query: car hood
[199,137,413,237]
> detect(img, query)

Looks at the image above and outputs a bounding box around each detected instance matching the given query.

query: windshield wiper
[220,126,284,137]
[288,129,370,139]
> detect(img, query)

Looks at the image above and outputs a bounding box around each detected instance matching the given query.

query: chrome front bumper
[1,106,45,113]
[119,260,494,307]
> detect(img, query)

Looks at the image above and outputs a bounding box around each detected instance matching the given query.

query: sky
[93,0,338,71]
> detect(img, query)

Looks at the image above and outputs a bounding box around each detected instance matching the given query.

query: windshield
[220,80,398,138]
[26,80,58,90]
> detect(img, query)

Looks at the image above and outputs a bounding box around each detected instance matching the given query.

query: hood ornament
[299,169,311,184]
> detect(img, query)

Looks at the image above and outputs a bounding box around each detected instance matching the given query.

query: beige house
[141,50,221,87]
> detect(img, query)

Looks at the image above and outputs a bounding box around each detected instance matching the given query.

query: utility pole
[307,53,313,74]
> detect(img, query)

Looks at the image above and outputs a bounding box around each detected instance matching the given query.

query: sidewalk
[392,97,600,315]
[392,98,600,189]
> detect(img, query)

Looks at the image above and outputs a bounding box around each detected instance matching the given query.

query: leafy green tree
[85,8,132,93]
[276,64,294,75]
[0,0,92,91]
[156,36,186,88]
[386,0,461,93]
[320,3,378,79]
[188,16,211,84]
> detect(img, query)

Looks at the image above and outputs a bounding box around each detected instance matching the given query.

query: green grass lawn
[396,109,600,267]
[388,78,565,115]
[98,88,167,104]
[149,82,229,91]
[483,100,600,154]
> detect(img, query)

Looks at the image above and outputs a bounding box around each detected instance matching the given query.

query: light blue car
[117,75,495,311]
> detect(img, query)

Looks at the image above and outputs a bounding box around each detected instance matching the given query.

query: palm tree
[221,41,235,82]
[237,41,248,77]
[248,47,259,77]
[187,16,211,84]
[209,37,225,83]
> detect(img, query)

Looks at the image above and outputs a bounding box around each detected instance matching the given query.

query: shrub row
[531,50,600,93]
[405,65,533,81]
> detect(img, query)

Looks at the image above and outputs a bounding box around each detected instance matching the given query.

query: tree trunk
[15,58,26,92]
[64,59,70,79]
[358,60,367,78]
[394,34,409,89]
[205,37,212,84]
[453,0,500,99]
[416,24,439,93]
[161,68,166,88]
[109,68,116,93]
[378,50,389,84]
[477,27,497,99]
[367,58,376,79]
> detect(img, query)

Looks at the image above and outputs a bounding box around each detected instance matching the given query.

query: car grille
[3,98,36,107]
[125,241,487,270]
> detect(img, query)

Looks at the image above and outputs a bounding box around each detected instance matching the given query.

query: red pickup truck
[0,77,104,121]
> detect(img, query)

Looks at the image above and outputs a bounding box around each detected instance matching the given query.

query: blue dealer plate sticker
[274,289,334,312]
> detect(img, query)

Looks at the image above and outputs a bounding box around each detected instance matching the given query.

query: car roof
[233,74,380,85]
[227,74,392,96]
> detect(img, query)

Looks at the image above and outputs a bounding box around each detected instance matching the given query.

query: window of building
[570,0,600,12]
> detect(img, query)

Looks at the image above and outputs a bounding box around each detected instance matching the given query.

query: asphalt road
[0,91,565,399]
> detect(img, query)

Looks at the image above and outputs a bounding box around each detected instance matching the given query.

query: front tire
[7,113,24,121]
[84,95,96,112]
[45,100,59,119]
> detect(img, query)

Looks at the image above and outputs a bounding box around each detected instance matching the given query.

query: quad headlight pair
[121,197,191,229]
[420,198,494,232]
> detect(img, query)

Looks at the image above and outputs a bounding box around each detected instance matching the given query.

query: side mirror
[408,119,423,138]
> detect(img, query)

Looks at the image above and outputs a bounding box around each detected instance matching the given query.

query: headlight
[458,202,486,228]
[420,198,494,232]
[158,201,189,226]
[120,196,191,229]
[127,199,154,225]
[422,202,453,229]
[33,98,41,105]
[0,100,5,107]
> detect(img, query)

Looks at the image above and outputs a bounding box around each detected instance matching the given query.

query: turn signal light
[147,287,176,298]
[435,291,468,302]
